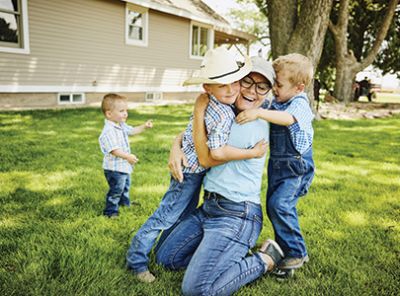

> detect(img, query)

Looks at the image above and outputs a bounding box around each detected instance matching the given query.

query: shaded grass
[0,105,399,295]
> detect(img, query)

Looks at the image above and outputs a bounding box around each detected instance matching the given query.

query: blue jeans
[103,170,131,216]
[267,147,315,258]
[156,193,265,296]
[126,172,205,273]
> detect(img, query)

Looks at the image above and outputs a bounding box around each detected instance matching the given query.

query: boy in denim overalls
[236,53,315,275]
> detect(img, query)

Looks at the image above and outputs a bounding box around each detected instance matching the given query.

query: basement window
[145,92,163,102]
[58,93,85,105]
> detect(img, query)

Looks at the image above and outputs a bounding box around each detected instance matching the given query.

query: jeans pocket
[214,199,246,218]
[287,159,306,177]
[299,171,315,197]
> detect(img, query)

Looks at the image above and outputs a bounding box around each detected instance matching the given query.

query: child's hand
[145,120,153,129]
[236,109,260,124]
[168,147,188,183]
[252,140,268,158]
[126,154,139,165]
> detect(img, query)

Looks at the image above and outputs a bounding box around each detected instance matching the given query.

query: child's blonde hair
[101,93,127,115]
[273,53,313,87]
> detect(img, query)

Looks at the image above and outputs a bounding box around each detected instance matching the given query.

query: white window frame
[0,0,30,54]
[189,22,213,59]
[125,3,148,47]
[57,93,86,105]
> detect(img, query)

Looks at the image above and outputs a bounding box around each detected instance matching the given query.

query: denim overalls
[266,105,315,258]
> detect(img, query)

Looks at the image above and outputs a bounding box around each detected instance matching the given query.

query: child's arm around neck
[236,108,296,126]
[193,94,267,167]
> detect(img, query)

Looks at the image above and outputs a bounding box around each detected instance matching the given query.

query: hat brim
[183,55,252,86]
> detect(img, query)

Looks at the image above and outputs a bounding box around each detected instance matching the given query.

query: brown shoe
[278,255,309,270]
[136,271,156,283]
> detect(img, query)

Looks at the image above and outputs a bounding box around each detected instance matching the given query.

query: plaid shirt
[270,93,314,154]
[182,95,235,173]
[99,119,135,174]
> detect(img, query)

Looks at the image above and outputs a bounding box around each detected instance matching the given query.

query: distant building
[0,0,255,109]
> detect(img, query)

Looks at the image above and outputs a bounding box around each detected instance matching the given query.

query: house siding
[0,0,202,108]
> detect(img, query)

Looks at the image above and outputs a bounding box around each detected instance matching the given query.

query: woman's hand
[236,109,260,124]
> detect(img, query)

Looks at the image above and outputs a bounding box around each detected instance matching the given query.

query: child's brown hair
[101,93,127,115]
[273,53,313,87]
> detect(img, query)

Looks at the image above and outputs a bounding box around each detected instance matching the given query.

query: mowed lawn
[0,104,399,296]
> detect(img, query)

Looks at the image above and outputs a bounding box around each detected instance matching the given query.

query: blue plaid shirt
[99,119,135,174]
[182,95,235,173]
[269,93,314,154]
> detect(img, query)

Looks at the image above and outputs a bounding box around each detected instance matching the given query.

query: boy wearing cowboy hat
[126,47,267,283]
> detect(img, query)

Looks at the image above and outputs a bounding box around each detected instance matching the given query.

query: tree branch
[357,0,399,71]
[328,20,338,37]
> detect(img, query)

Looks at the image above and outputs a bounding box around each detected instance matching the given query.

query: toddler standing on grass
[126,47,267,283]
[99,93,153,218]
[236,53,315,278]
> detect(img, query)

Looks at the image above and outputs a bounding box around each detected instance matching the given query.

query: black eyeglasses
[240,76,271,95]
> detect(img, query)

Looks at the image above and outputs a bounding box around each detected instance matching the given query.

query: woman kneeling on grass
[155,57,283,295]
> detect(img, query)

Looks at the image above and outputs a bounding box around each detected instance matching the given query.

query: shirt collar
[271,93,308,109]
[105,119,122,129]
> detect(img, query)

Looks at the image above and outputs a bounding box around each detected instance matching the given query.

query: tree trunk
[334,63,357,103]
[330,0,399,103]
[265,0,334,106]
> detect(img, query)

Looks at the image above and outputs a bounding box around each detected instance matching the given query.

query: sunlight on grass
[0,114,32,125]
[342,211,368,226]
[135,184,169,196]
[321,121,399,133]
[37,130,57,136]
[325,229,348,240]
[0,171,78,193]
[0,216,21,229]
[43,197,70,207]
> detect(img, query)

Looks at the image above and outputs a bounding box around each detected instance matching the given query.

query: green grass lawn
[1,105,399,295]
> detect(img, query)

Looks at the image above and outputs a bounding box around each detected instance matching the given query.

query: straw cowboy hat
[183,47,252,86]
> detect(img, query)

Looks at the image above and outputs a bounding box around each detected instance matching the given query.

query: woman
[156,57,282,296]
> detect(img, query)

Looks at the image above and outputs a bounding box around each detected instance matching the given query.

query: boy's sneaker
[136,270,156,283]
[259,239,284,265]
[278,255,309,270]
[271,268,295,281]
[106,213,119,219]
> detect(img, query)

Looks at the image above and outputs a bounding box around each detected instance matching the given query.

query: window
[190,23,213,58]
[58,93,85,105]
[125,4,148,47]
[0,0,29,54]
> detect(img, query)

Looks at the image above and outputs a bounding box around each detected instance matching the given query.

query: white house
[0,0,255,109]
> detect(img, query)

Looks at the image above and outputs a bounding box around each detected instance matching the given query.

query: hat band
[208,62,244,80]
